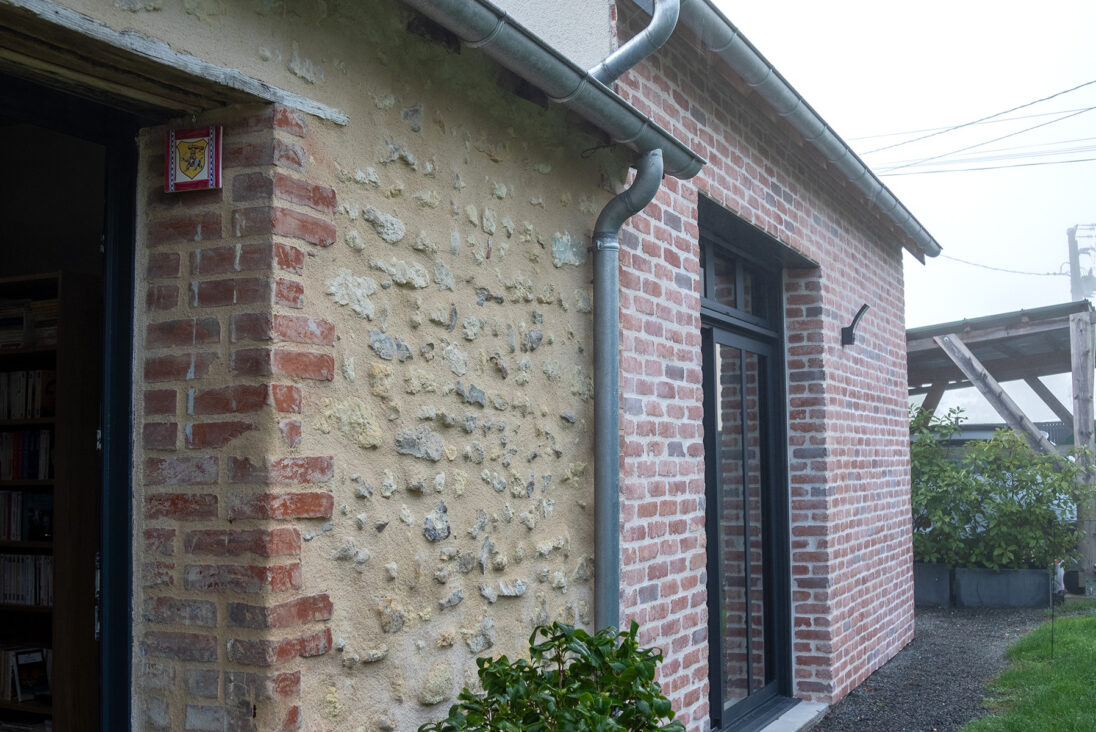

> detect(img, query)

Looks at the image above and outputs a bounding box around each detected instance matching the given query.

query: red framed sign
[164,125,222,192]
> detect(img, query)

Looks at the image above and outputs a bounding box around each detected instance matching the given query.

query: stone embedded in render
[481,208,497,235]
[362,206,407,244]
[317,397,383,449]
[455,381,486,408]
[376,597,406,633]
[424,502,451,542]
[395,426,444,462]
[464,617,495,654]
[441,343,467,375]
[326,269,378,320]
[370,257,430,288]
[523,330,543,351]
[438,589,463,610]
[478,584,498,603]
[468,510,488,538]
[419,661,453,706]
[433,261,455,291]
[551,231,586,268]
[478,536,494,574]
[369,330,413,362]
[361,647,388,663]
[498,579,528,597]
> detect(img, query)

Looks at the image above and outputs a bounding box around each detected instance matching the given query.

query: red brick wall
[613,4,915,727]
[135,104,338,731]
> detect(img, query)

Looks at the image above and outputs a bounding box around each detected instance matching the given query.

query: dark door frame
[1,75,137,732]
[700,237,794,731]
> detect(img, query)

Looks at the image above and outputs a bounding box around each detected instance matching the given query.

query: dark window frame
[700,226,796,732]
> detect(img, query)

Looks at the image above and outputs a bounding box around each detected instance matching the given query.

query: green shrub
[418,621,685,732]
[910,407,1092,570]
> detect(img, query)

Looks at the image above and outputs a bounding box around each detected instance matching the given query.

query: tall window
[701,223,795,730]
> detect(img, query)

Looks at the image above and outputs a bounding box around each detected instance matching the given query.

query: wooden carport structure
[907,300,1096,587]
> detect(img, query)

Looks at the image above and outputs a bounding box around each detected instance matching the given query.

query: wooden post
[1069,311,1096,589]
[1025,376,1074,426]
[932,333,1058,456]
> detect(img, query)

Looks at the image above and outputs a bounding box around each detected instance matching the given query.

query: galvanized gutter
[630,0,942,259]
[399,0,705,179]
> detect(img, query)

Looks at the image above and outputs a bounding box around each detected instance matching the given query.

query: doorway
[0,74,136,732]
[700,227,794,730]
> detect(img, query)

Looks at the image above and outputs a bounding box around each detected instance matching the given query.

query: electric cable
[861,79,1096,154]
[937,254,1068,277]
[849,107,1096,142]
[881,156,1096,176]
[878,107,1096,173]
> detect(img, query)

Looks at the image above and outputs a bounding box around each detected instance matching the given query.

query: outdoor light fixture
[841,303,870,346]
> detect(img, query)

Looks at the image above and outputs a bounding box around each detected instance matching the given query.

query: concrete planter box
[913,563,951,607]
[952,567,1049,608]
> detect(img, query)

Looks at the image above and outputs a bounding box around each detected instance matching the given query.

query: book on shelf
[12,650,48,704]
[0,299,58,351]
[0,492,52,542]
[0,555,52,606]
[0,431,52,482]
[0,372,56,421]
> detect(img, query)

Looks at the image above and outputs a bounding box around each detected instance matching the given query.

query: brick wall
[134,103,337,731]
[612,3,916,727]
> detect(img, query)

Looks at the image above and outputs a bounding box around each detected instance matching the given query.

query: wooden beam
[1025,376,1074,425]
[918,382,947,417]
[1069,311,1096,583]
[932,333,1058,456]
[907,316,1074,353]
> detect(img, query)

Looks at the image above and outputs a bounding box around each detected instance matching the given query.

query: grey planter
[913,563,951,607]
[952,567,1049,608]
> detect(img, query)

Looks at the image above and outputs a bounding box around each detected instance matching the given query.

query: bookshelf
[0,273,101,730]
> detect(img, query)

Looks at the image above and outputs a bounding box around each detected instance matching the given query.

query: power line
[880,156,1096,176]
[877,107,1096,173]
[938,254,1069,277]
[850,107,1096,143]
[861,78,1096,155]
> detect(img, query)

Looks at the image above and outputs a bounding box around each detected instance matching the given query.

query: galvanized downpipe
[589,0,680,86]
[593,148,665,631]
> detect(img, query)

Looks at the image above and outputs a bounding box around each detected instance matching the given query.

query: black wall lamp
[841,304,870,346]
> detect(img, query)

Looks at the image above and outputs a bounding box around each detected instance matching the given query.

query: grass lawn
[962,614,1096,731]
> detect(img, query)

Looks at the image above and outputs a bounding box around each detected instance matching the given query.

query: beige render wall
[110,0,630,729]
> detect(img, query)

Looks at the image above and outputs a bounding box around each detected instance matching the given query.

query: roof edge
[630,0,942,258]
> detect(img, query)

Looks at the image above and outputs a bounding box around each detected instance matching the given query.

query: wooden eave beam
[907,316,1072,353]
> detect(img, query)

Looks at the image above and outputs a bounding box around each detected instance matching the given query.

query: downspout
[593,148,665,630]
[398,0,695,631]
[589,0,680,85]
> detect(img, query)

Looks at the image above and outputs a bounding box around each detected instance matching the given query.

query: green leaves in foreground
[962,615,1096,731]
[418,621,685,732]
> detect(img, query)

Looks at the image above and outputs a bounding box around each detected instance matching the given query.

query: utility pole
[1069,225,1082,301]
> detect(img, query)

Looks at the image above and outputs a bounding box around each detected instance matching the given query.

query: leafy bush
[418,622,685,732]
[910,407,1092,570]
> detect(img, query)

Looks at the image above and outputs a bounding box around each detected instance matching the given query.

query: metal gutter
[399,0,705,179]
[630,0,942,259]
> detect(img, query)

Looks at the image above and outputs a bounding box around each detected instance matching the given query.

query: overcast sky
[714,0,1096,421]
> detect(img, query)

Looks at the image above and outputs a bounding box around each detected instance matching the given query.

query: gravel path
[811,607,1048,732]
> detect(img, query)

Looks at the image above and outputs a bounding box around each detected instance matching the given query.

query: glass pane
[717,344,748,705]
[741,266,768,319]
[717,344,770,710]
[745,351,768,690]
[711,252,737,309]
